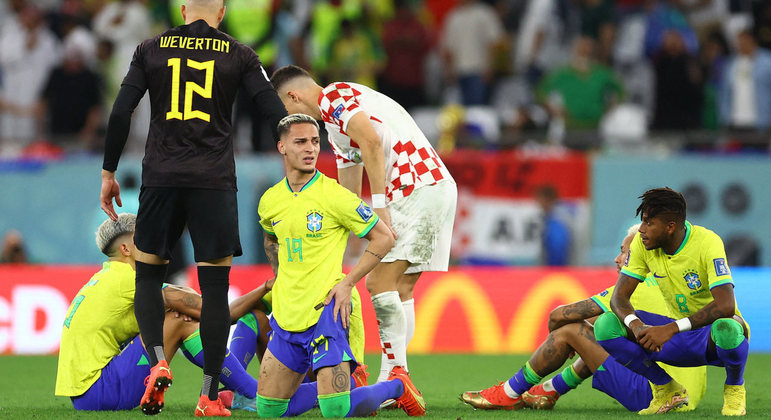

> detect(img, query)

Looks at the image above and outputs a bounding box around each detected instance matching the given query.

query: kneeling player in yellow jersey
[461,224,706,412]
[255,114,425,418]
[597,188,749,415]
[54,214,271,414]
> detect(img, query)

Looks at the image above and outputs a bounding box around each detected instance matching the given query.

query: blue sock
[717,338,748,385]
[551,365,583,395]
[181,331,258,398]
[229,314,259,369]
[347,380,403,417]
[284,383,319,416]
[507,362,542,395]
[598,337,672,385]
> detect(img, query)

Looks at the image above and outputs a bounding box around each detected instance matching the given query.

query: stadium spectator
[308,0,363,85]
[40,40,102,151]
[440,0,505,105]
[537,36,624,131]
[700,30,730,130]
[753,1,771,50]
[379,0,432,110]
[643,0,699,58]
[534,185,572,267]
[718,29,771,137]
[580,0,616,65]
[513,0,567,87]
[651,30,703,130]
[0,3,59,153]
[0,229,27,263]
[327,18,383,89]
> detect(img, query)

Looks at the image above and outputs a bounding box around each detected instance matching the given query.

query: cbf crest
[683,269,701,290]
[307,210,324,235]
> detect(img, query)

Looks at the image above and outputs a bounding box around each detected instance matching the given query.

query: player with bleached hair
[461,224,707,413]
[55,214,274,415]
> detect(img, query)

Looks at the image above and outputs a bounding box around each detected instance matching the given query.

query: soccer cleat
[217,390,234,409]
[389,366,426,416]
[194,395,232,417]
[140,360,173,415]
[522,384,560,410]
[353,363,370,388]
[459,382,525,410]
[638,379,688,415]
[721,384,746,416]
[231,392,257,412]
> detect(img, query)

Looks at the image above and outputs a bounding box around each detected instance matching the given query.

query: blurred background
[0,0,769,356]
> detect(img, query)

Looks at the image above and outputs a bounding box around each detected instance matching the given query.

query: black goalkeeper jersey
[122,20,273,190]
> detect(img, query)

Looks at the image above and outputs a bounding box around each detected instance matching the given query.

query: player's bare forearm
[548,298,603,331]
[228,280,273,322]
[162,285,202,319]
[688,284,737,330]
[337,165,363,197]
[610,274,643,333]
[263,231,280,276]
[346,112,386,195]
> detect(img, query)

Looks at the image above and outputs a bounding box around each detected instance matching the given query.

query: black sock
[198,265,231,400]
[134,261,169,366]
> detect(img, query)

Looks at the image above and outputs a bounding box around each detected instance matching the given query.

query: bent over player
[255,114,425,417]
[98,0,287,415]
[596,187,749,415]
[271,65,457,383]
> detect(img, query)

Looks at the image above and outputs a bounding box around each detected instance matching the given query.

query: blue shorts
[71,336,150,410]
[592,357,652,412]
[268,298,357,374]
[635,310,719,367]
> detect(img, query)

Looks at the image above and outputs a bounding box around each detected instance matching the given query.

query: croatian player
[595,187,749,415]
[55,214,270,414]
[255,114,426,417]
[271,65,457,383]
[461,224,706,412]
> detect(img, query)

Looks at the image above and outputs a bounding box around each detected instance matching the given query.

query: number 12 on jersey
[166,58,214,122]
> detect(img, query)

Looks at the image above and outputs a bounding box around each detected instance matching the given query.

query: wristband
[623,314,640,328]
[675,317,692,332]
[371,194,386,208]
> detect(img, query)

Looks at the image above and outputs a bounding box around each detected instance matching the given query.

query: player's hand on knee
[637,324,675,352]
[373,208,397,240]
[324,281,354,329]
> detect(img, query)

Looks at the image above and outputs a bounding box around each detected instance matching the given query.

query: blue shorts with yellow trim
[268,297,357,374]
[592,356,652,412]
[71,336,150,410]
[635,310,717,367]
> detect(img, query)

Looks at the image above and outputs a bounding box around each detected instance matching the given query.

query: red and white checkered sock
[372,291,407,383]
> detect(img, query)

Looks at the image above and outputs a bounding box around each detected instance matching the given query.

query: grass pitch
[0,354,769,419]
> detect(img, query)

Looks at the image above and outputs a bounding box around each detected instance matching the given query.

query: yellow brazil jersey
[591,276,706,410]
[261,287,366,362]
[258,170,379,332]
[55,261,139,396]
[621,221,741,319]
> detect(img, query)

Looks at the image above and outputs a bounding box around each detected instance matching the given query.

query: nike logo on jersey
[313,353,327,364]
[653,272,666,279]
[272,220,281,226]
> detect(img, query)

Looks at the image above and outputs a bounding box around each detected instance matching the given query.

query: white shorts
[383,180,457,274]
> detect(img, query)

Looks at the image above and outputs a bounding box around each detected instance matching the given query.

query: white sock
[503,380,520,398]
[372,291,407,383]
[402,298,415,349]
[542,378,556,392]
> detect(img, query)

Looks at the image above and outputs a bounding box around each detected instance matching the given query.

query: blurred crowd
[1,0,771,157]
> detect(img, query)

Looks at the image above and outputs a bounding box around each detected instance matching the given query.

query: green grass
[1,354,769,419]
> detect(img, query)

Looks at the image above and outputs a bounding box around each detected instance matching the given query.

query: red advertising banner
[0,264,619,355]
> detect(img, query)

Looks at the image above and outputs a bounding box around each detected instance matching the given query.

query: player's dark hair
[636,187,686,225]
[271,65,314,92]
[277,113,319,139]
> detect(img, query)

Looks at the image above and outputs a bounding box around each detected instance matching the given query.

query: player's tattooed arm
[549,299,603,331]
[263,231,280,276]
[162,284,202,320]
[688,283,737,330]
[610,274,643,335]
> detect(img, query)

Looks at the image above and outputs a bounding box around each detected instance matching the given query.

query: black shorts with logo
[135,187,242,262]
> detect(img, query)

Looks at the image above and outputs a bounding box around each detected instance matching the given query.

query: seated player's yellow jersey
[262,287,366,362]
[55,261,139,396]
[258,170,379,332]
[591,275,706,410]
[621,221,743,320]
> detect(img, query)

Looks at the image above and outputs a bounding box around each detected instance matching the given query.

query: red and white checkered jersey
[318,82,453,203]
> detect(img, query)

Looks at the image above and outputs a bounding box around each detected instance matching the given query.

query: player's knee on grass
[711,318,745,350]
[318,392,351,418]
[256,395,289,417]
[593,312,627,341]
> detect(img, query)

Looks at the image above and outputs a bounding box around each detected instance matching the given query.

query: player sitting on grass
[460,224,706,413]
[596,188,749,415]
[254,113,425,417]
[54,214,270,415]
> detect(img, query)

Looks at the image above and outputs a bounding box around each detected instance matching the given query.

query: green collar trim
[670,221,692,256]
[285,170,320,193]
